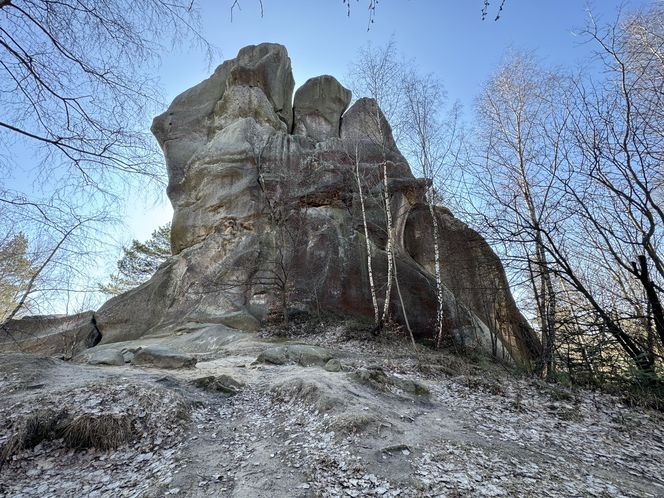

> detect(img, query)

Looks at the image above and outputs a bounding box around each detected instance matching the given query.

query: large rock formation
[3,43,540,367]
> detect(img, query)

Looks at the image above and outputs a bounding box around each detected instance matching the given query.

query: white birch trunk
[355,147,380,324]
[426,188,445,348]
[381,159,394,323]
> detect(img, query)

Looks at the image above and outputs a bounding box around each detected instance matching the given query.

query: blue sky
[159,0,652,107]
[126,0,653,242]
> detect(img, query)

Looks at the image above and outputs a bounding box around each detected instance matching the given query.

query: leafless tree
[347,39,405,330]
[553,5,664,376]
[229,1,508,25]
[0,0,210,319]
[0,205,104,335]
[239,126,326,324]
[347,40,466,348]
[347,39,407,143]
[1,0,210,186]
[471,52,567,378]
[354,145,380,324]
[401,71,463,348]
[464,7,664,381]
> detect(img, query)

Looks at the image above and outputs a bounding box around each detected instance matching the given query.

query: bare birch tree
[472,53,567,377]
[402,72,463,348]
[347,40,406,329]
[348,40,464,346]
[354,145,380,324]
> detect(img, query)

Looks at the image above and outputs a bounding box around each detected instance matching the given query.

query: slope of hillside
[1,321,662,497]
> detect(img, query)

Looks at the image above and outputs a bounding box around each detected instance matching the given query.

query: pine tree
[100,224,171,295]
[0,234,36,322]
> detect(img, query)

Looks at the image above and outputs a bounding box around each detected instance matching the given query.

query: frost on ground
[0,322,663,497]
[0,358,189,497]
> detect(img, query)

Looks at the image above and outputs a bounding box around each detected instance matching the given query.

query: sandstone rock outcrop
[0,312,100,357]
[2,43,540,367]
[293,75,352,141]
[150,42,295,254]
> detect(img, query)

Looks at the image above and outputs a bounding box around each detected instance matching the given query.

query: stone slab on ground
[256,344,334,367]
[131,346,197,369]
[86,349,126,366]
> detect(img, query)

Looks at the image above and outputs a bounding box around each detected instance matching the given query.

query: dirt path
[1,326,663,497]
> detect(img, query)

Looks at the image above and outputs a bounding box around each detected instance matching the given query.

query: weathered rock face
[293,75,352,141]
[0,312,100,357]
[150,42,294,254]
[4,43,539,367]
[404,206,542,363]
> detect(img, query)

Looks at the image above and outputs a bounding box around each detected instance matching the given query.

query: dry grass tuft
[62,413,133,450]
[0,409,68,466]
[1,410,135,465]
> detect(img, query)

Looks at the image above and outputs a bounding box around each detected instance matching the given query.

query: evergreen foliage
[100,224,171,295]
[0,234,36,322]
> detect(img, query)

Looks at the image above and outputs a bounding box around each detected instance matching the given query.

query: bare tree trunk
[633,255,664,349]
[381,159,394,323]
[391,193,416,349]
[355,147,379,324]
[540,228,654,374]
[347,42,406,330]
[393,256,416,348]
[426,189,445,348]
[1,221,81,329]
[533,238,557,378]
[543,252,557,377]
[281,286,289,325]
[517,126,557,378]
